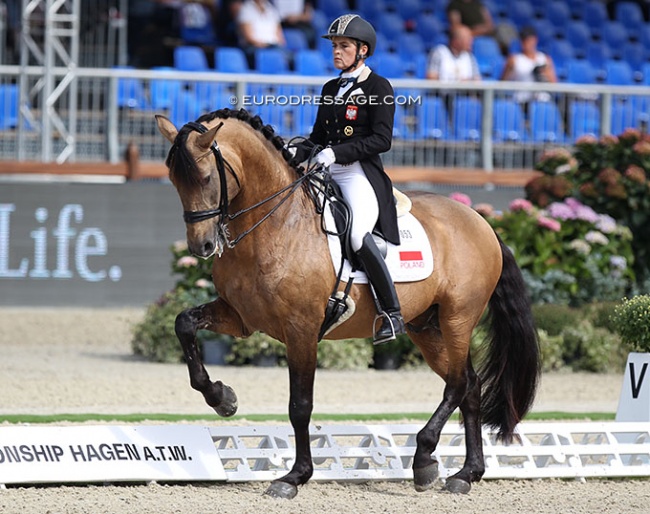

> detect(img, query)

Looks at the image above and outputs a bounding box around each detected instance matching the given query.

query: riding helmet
[322,14,377,57]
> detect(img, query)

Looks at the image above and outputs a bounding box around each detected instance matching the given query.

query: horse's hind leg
[408,312,484,494]
[175,297,246,417]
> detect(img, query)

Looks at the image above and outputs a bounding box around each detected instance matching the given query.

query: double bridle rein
[179,121,320,255]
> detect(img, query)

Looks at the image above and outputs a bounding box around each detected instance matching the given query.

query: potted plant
[612,295,650,421]
[226,332,286,367]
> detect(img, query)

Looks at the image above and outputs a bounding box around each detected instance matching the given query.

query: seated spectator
[500,26,557,106]
[446,0,516,55]
[426,25,481,81]
[237,0,286,68]
[275,0,316,48]
[215,0,243,47]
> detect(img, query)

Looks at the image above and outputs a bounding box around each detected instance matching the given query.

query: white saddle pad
[325,204,434,284]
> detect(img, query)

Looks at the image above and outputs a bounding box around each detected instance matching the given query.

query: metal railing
[1,65,649,169]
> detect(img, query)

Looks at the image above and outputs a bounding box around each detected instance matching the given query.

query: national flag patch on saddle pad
[325,208,434,284]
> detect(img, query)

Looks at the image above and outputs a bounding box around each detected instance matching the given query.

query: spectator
[237,0,286,68]
[446,0,516,55]
[275,0,316,48]
[500,26,557,107]
[426,25,481,81]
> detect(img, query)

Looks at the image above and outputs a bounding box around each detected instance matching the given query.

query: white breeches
[330,161,379,252]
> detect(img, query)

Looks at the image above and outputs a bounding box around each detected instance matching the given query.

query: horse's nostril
[202,241,214,257]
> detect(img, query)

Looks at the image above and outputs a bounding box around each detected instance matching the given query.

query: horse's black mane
[165,108,296,187]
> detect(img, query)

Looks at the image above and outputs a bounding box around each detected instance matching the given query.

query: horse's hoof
[444,477,472,494]
[264,481,298,499]
[214,383,238,417]
[413,462,439,492]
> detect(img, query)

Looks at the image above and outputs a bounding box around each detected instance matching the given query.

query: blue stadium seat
[614,1,644,39]
[642,63,650,85]
[195,82,230,111]
[586,41,611,78]
[149,69,183,110]
[295,50,328,75]
[395,0,421,21]
[479,53,505,79]
[452,96,482,141]
[215,47,249,73]
[253,103,292,136]
[548,40,575,80]
[376,12,405,45]
[623,43,646,75]
[565,0,586,17]
[545,1,572,32]
[174,46,209,71]
[581,2,608,38]
[416,97,449,139]
[311,9,328,35]
[611,99,640,134]
[373,52,406,78]
[566,59,597,84]
[531,19,557,48]
[255,48,290,74]
[416,14,445,48]
[169,90,204,128]
[397,33,425,74]
[316,0,347,19]
[473,36,501,61]
[564,21,591,60]
[529,101,564,142]
[570,100,600,140]
[413,52,429,79]
[493,98,527,141]
[0,84,19,130]
[283,29,309,52]
[509,1,535,28]
[117,77,148,109]
[357,0,386,23]
[294,101,318,136]
[600,21,629,59]
[605,60,634,85]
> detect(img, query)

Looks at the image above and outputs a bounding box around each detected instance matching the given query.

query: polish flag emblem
[400,251,423,261]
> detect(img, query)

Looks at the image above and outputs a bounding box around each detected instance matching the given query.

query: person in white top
[237,0,286,67]
[500,26,557,104]
[426,25,481,82]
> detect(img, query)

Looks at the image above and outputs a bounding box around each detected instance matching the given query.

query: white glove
[315,148,336,168]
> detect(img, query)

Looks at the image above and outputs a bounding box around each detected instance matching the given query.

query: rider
[308,14,405,344]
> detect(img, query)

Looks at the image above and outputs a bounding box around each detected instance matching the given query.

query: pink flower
[449,192,472,206]
[195,278,212,288]
[509,198,533,213]
[473,203,495,217]
[177,255,199,268]
[537,216,561,232]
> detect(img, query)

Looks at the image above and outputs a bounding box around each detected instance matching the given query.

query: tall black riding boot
[355,233,406,345]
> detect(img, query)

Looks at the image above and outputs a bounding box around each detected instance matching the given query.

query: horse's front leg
[265,342,318,500]
[175,297,247,417]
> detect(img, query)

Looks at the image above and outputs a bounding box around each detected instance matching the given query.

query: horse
[155,108,540,499]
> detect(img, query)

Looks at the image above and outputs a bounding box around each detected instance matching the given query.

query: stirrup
[372,312,405,346]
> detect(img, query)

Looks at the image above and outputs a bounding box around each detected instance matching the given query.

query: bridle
[178,121,322,255]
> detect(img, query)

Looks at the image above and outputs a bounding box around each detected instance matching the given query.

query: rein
[180,121,323,254]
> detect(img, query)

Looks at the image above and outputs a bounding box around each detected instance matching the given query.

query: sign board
[616,352,650,422]
[0,425,225,484]
[0,182,185,306]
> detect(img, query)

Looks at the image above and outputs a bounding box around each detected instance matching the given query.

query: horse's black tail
[478,235,540,443]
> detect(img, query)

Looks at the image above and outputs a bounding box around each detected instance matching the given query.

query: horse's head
[157,109,303,259]
[156,114,242,258]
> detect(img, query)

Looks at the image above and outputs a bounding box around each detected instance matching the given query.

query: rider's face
[331,36,367,70]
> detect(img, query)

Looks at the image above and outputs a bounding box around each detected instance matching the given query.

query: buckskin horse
[155,108,540,499]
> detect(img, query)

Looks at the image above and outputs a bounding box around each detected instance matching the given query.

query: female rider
[308,14,405,344]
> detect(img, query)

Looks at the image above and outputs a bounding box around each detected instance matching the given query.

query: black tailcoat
[309,67,399,245]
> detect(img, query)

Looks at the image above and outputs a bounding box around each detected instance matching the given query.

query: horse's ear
[195,123,222,151]
[155,115,178,144]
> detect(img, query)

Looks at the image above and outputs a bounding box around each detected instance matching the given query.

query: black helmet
[322,14,377,57]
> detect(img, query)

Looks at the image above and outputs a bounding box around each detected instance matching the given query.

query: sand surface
[0,308,647,513]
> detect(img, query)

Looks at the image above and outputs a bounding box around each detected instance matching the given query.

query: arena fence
[1,422,649,487]
[1,65,649,170]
